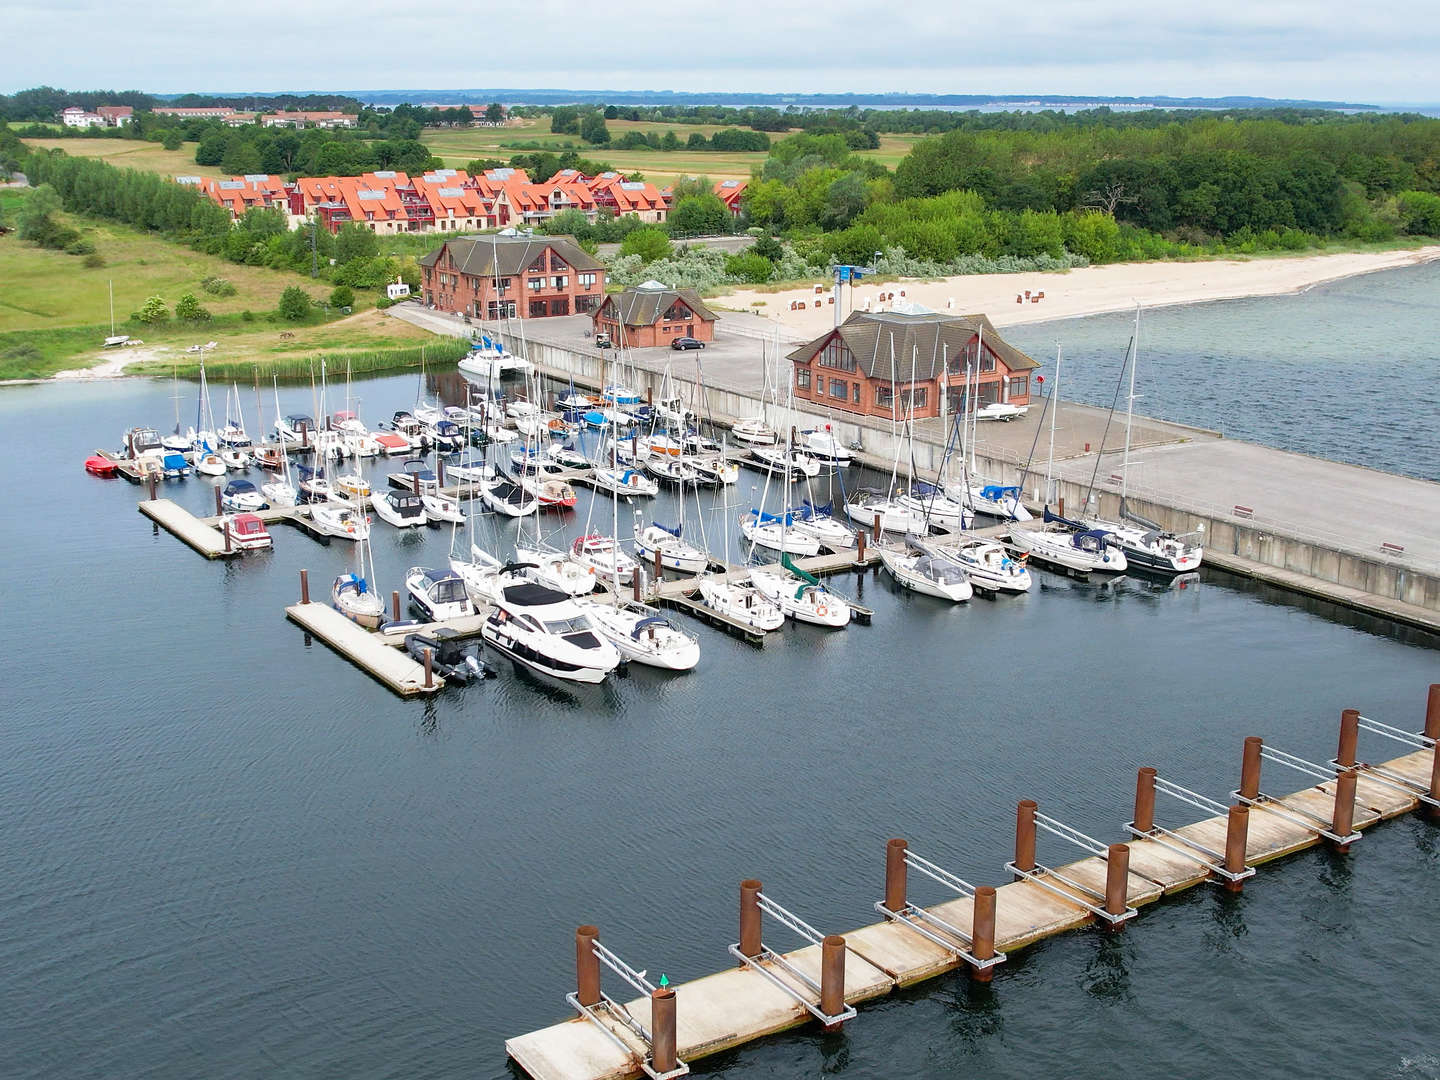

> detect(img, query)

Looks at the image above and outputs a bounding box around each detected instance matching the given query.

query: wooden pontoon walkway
[138,499,240,559]
[505,742,1436,1080]
[285,601,445,695]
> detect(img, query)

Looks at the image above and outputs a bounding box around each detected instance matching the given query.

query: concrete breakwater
[495,328,1440,631]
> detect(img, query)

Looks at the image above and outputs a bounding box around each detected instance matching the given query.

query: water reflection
[1081,931,1134,1003]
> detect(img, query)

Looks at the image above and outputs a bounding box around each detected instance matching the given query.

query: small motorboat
[84,455,118,477]
[274,414,316,446]
[390,411,432,451]
[421,492,466,524]
[161,452,191,479]
[739,510,821,557]
[374,431,412,456]
[585,600,700,671]
[570,534,638,584]
[404,628,494,683]
[696,576,785,632]
[261,476,299,508]
[221,478,267,512]
[296,464,333,502]
[223,513,272,551]
[686,455,739,486]
[880,546,973,601]
[428,419,465,454]
[632,520,708,574]
[480,476,538,517]
[220,447,250,471]
[547,444,593,471]
[730,417,778,446]
[193,449,227,477]
[332,571,384,628]
[405,566,476,621]
[447,455,494,485]
[975,402,1029,422]
[373,491,428,529]
[254,445,286,471]
[122,426,165,461]
[309,501,370,541]
[387,457,437,493]
[482,582,621,684]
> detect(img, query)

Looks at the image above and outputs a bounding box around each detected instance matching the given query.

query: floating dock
[506,693,1440,1080]
[138,499,241,560]
[286,596,447,695]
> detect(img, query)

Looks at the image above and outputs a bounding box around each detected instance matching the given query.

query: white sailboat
[750,559,851,628]
[928,536,1031,593]
[880,545,974,601]
[260,378,300,507]
[333,534,386,628]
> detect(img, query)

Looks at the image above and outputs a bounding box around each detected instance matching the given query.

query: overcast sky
[5,0,1437,104]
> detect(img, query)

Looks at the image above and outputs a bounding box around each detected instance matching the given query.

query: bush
[277,286,312,321]
[83,253,105,268]
[200,275,237,297]
[175,293,212,323]
[240,309,256,322]
[724,251,775,284]
[374,296,393,309]
[136,295,170,326]
[329,285,355,309]
[64,237,96,256]
[619,227,672,263]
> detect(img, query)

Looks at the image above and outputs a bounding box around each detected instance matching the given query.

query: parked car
[670,336,705,351]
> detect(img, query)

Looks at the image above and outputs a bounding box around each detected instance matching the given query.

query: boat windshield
[431,579,467,604]
[543,613,593,635]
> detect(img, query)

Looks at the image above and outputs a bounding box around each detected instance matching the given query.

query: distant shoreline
[712,246,1440,337]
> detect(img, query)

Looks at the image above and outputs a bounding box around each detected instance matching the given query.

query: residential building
[200,174,291,219]
[260,111,358,129]
[592,282,717,348]
[96,106,134,126]
[786,306,1038,421]
[61,105,133,127]
[153,105,238,119]
[418,233,605,319]
[713,178,747,218]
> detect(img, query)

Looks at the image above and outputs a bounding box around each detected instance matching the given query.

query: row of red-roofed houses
[183,167,748,235]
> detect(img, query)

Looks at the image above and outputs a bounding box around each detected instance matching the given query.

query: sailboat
[750,553,851,627]
[260,378,300,507]
[944,326,1032,521]
[879,543,974,601]
[1079,307,1204,574]
[926,536,1031,593]
[332,534,386,628]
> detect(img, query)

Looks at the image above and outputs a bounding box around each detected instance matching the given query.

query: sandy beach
[710,245,1440,335]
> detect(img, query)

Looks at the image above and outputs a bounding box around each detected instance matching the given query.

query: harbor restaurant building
[786,307,1038,420]
[418,234,605,319]
[591,282,717,347]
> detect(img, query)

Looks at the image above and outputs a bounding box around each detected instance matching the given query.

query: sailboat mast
[1121,305,1139,503]
[1046,344,1061,503]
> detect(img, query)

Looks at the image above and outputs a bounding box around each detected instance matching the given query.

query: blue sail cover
[801,499,832,518]
[749,509,793,526]
[911,481,939,497]
[652,522,682,538]
[630,616,668,639]
[981,485,1019,501]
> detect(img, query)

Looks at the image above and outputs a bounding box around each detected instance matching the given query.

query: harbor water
[2,366,1438,1080]
[1005,258,1440,482]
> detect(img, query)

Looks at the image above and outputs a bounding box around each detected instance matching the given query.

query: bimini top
[630,616,669,639]
[224,479,258,494]
[232,513,267,534]
[501,582,570,608]
[416,567,456,586]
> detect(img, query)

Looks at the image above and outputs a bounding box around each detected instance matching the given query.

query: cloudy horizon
[6,0,1438,105]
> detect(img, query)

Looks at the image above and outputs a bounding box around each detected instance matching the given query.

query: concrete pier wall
[504,332,1440,622]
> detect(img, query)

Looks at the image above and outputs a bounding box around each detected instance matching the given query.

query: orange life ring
[816,604,829,618]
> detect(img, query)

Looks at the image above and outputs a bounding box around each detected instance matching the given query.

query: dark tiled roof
[418,234,603,276]
[787,310,1038,381]
[597,286,717,327]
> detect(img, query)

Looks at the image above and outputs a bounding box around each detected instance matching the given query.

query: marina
[7,306,1439,1079]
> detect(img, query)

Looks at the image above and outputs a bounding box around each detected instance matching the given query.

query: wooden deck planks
[503,751,1438,1080]
[138,498,239,559]
[285,602,442,695]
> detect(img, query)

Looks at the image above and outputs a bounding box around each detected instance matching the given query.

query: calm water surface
[1005,259,1440,481]
[2,371,1437,1080]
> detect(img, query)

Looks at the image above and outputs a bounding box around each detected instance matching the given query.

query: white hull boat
[516,545,597,596]
[880,547,974,601]
[333,573,385,628]
[309,501,370,541]
[481,477,538,517]
[373,491,429,529]
[1009,518,1128,573]
[421,493,466,524]
[798,428,852,466]
[585,600,700,670]
[750,567,851,627]
[696,577,784,632]
[950,480,1032,521]
[570,534,637,585]
[929,537,1032,593]
[593,466,659,498]
[845,494,928,536]
[730,418,778,446]
[749,446,821,479]
[633,523,708,574]
[406,566,476,622]
[739,513,821,557]
[896,487,970,531]
[482,582,620,684]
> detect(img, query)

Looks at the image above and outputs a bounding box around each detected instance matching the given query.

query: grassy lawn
[20,137,200,178]
[0,205,331,335]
